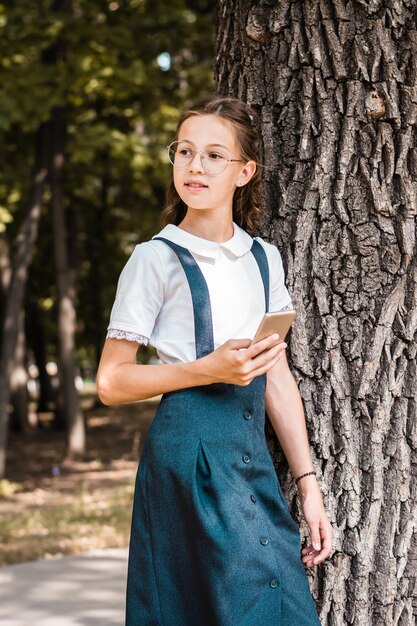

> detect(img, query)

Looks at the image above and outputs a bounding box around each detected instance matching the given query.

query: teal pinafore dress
[125,236,321,626]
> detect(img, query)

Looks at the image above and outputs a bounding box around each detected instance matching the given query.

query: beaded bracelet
[295,470,317,484]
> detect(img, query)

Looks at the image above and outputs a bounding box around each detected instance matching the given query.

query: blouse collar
[152,221,253,260]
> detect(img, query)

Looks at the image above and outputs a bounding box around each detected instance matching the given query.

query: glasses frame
[167,140,243,175]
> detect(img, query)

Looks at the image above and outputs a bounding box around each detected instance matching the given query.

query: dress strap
[250,239,270,313]
[153,237,215,359]
[153,236,270,360]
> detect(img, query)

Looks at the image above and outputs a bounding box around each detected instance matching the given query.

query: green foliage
[0,0,215,367]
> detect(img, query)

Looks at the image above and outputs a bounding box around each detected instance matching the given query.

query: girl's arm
[265,352,317,483]
[265,353,333,567]
[97,333,287,405]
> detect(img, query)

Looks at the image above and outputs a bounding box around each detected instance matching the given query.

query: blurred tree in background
[0,0,215,477]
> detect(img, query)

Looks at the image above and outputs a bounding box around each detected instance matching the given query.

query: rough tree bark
[216,1,417,625]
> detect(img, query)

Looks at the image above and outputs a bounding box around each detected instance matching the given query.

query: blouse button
[243,411,252,420]
[250,494,257,503]
[260,536,269,546]
[242,454,251,464]
[269,578,278,589]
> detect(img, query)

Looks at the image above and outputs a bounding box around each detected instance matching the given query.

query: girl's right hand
[203,334,287,386]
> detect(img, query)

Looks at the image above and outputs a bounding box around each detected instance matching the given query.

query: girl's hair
[160,95,263,236]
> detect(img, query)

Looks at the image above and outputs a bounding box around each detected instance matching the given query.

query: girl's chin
[177,195,212,210]
[178,190,208,202]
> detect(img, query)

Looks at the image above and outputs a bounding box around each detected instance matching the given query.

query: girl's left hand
[298,481,333,569]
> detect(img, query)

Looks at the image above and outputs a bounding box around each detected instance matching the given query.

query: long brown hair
[160,95,264,236]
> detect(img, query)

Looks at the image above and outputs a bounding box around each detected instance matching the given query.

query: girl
[97,95,333,626]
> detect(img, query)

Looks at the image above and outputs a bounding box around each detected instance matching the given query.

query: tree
[0,0,216,477]
[0,123,48,477]
[216,1,416,624]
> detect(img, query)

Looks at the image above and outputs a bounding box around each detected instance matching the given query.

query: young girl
[97,96,333,626]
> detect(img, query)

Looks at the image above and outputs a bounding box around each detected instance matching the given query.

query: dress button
[243,411,252,420]
[260,536,269,546]
[269,578,278,589]
[242,454,251,464]
[250,494,257,503]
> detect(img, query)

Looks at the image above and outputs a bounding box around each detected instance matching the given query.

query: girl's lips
[185,183,208,191]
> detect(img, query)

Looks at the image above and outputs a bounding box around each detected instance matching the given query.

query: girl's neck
[177,212,234,243]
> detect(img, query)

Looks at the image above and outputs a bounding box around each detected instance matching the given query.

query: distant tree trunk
[9,309,37,432]
[26,299,55,414]
[87,160,109,370]
[0,233,12,304]
[50,105,85,461]
[216,2,417,625]
[0,123,48,477]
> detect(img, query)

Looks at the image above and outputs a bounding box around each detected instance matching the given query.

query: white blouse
[107,222,293,364]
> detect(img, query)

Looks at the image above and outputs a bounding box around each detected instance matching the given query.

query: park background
[0,2,416,625]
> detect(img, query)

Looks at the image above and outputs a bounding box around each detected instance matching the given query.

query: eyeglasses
[167,140,243,175]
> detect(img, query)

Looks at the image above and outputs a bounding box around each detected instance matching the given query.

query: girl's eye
[178,148,193,157]
[207,152,226,160]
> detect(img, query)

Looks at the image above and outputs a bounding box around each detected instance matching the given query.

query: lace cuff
[278,303,293,312]
[106,329,149,345]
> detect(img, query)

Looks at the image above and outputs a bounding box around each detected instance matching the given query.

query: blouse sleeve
[106,242,165,345]
[263,241,293,312]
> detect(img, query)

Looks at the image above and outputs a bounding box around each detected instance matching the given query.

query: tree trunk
[0,123,48,477]
[0,233,12,301]
[92,165,109,369]
[26,299,56,415]
[9,309,37,433]
[50,105,85,461]
[216,2,417,625]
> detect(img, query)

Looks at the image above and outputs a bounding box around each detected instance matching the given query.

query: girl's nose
[188,150,205,173]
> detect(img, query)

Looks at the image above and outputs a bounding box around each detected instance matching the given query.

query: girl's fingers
[301,521,321,567]
[302,521,333,567]
[248,342,287,372]
[219,334,286,385]
[303,544,331,567]
[309,523,322,553]
[246,333,282,359]
[228,338,253,350]
[311,523,333,565]
[244,349,284,380]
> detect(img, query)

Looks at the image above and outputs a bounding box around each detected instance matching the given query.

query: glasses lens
[167,142,231,174]
[168,141,193,168]
[202,148,229,175]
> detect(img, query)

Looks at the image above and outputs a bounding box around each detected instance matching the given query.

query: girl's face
[173,114,256,217]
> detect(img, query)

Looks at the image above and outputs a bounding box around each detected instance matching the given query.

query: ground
[0,397,158,566]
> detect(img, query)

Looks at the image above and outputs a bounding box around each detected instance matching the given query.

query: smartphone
[250,310,296,345]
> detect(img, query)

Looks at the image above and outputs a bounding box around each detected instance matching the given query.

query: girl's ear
[236,160,257,187]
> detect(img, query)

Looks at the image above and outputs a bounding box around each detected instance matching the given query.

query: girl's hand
[299,480,333,569]
[204,334,287,386]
